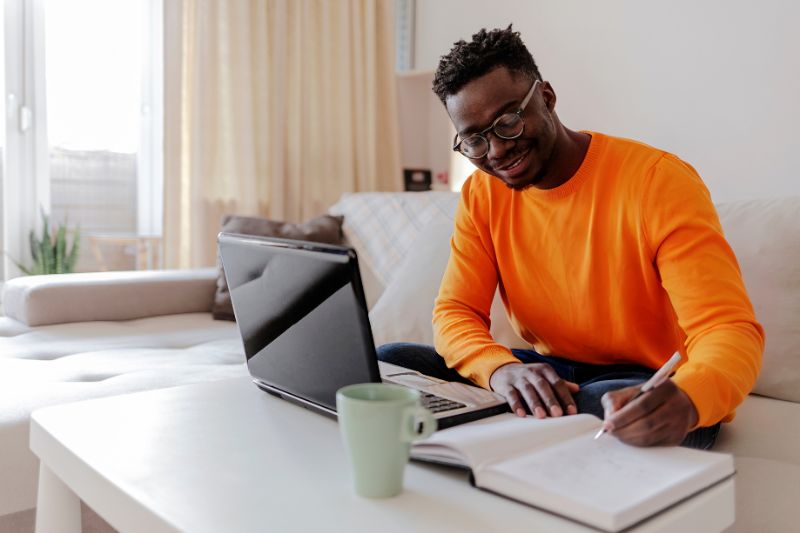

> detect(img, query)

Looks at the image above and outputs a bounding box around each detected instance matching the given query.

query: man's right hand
[489,363,579,418]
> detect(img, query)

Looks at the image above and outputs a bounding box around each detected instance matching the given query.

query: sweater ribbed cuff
[672,366,734,428]
[467,348,521,390]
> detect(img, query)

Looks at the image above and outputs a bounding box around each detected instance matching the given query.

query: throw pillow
[369,216,527,349]
[212,213,344,320]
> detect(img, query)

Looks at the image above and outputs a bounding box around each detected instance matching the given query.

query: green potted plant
[12,208,80,275]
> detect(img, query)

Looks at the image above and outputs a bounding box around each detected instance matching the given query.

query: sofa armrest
[2,268,218,326]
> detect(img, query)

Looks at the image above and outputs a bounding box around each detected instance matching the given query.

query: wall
[414,0,800,203]
[397,70,454,190]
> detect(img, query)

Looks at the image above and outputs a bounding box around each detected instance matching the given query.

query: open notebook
[411,413,734,532]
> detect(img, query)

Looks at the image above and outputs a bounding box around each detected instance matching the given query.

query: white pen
[593,352,682,440]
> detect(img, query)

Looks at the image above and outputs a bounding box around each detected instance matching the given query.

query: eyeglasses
[452,79,541,160]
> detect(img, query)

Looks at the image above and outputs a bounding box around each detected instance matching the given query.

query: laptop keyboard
[420,392,467,413]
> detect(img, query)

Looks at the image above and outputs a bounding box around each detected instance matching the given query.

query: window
[0,0,163,280]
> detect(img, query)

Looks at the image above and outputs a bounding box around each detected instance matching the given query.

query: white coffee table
[29,377,734,532]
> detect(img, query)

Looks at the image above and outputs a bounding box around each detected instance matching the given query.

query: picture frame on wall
[403,168,432,191]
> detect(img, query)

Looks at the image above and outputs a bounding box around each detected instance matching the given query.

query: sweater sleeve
[432,177,519,388]
[642,155,764,427]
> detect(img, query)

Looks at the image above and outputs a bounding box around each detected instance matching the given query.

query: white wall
[414,0,800,203]
[397,70,453,190]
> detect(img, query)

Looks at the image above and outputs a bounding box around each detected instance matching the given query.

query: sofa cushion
[0,312,246,517]
[369,216,527,350]
[713,394,800,466]
[213,214,344,320]
[330,192,460,287]
[2,268,219,327]
[0,317,31,337]
[716,196,800,402]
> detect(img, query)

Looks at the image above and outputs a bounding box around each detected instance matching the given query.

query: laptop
[218,232,509,429]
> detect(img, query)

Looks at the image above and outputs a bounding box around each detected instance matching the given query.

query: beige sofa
[0,270,248,531]
[0,192,797,532]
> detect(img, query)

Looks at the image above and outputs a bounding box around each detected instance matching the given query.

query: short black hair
[432,25,541,105]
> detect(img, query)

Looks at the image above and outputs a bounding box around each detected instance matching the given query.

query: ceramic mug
[336,383,436,498]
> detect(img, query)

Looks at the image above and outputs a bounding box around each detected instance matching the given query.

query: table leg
[35,463,81,533]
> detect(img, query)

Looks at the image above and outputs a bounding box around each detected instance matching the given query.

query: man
[378,26,763,449]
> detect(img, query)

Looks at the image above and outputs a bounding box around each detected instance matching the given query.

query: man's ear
[542,81,557,111]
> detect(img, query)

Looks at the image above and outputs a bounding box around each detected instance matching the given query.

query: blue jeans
[377,342,719,450]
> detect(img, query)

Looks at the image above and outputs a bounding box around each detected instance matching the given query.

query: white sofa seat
[715,395,800,465]
[713,395,800,531]
[0,274,247,522]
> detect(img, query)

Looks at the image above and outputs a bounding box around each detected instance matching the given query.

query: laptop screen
[218,233,380,412]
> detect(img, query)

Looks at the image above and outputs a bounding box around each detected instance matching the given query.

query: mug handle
[400,406,437,442]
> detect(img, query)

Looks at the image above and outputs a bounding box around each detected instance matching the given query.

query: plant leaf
[66,226,81,273]
[40,208,50,245]
[29,230,40,262]
[34,241,45,275]
[15,208,81,275]
[38,237,48,273]
[55,225,66,274]
[39,208,53,274]
[7,254,33,276]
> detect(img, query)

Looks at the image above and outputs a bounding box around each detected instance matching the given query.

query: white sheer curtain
[164,0,402,268]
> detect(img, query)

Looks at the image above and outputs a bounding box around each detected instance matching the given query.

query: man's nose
[486,132,515,161]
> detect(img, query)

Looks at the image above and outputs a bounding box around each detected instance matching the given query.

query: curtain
[164,0,402,269]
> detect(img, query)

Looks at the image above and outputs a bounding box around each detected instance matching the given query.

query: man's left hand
[601,380,698,446]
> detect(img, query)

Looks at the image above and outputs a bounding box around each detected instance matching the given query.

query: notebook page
[481,432,733,531]
[412,413,600,469]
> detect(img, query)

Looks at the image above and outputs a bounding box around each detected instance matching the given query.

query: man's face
[446,67,558,190]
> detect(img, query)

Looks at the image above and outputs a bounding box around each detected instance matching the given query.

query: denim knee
[375,342,471,383]
[376,342,435,364]
[574,378,648,419]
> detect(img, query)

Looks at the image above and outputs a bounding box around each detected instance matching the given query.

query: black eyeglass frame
[452,79,542,160]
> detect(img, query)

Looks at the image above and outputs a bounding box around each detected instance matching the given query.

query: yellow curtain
[164,0,402,269]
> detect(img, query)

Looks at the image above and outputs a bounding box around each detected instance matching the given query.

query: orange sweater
[433,132,764,427]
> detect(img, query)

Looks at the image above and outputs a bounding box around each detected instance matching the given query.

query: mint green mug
[336,383,436,498]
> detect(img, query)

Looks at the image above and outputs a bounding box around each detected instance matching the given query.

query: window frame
[0,0,164,282]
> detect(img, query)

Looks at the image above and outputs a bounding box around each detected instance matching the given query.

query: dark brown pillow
[213,213,345,320]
